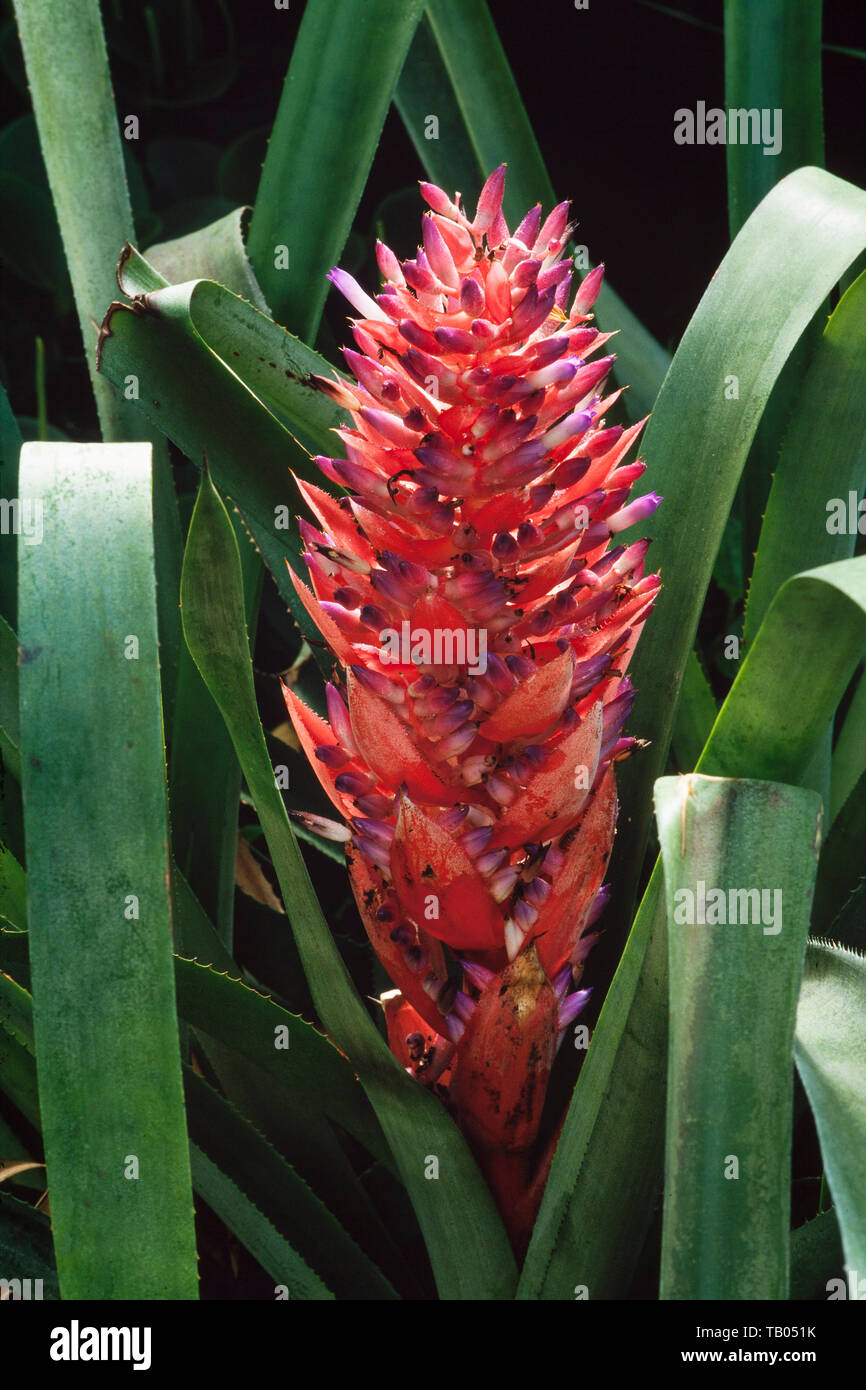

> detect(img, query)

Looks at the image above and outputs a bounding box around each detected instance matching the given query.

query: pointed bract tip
[473,163,507,233]
[559,986,593,1029]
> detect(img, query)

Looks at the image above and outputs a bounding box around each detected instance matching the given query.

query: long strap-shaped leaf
[795,939,866,1279]
[790,1208,845,1301]
[114,247,346,454]
[611,168,866,938]
[697,560,866,780]
[1,952,397,1299]
[18,442,198,1299]
[106,237,267,948]
[185,1065,397,1300]
[724,0,826,573]
[0,842,25,931]
[0,943,38,1127]
[180,466,516,1299]
[417,0,671,421]
[831,669,866,824]
[247,0,426,339]
[189,1147,332,1300]
[12,0,135,437]
[13,1,183,716]
[745,270,866,646]
[96,262,343,660]
[655,774,822,1299]
[1,899,417,1291]
[173,955,390,1169]
[520,556,866,1299]
[0,1191,59,1299]
[812,768,866,950]
[670,649,718,771]
[0,612,21,782]
[394,13,482,198]
[0,660,392,1173]
[0,377,23,623]
[724,0,824,240]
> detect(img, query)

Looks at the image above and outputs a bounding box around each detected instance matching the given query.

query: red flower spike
[480,644,574,741]
[486,700,603,849]
[452,942,559,1152]
[379,991,455,1087]
[283,169,660,1245]
[346,668,454,803]
[348,849,453,1035]
[532,767,618,978]
[390,796,503,951]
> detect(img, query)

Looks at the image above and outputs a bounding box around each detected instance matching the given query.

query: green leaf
[698,559,866,782]
[0,1191,58,1298]
[12,1,183,714]
[0,115,69,296]
[0,938,37,1127]
[790,1209,845,1301]
[246,0,426,339]
[118,227,268,953]
[724,1,824,239]
[655,774,821,1299]
[0,957,32,1049]
[812,769,866,947]
[17,441,198,1300]
[394,14,481,197]
[0,607,20,776]
[0,607,26,862]
[0,1112,41,1191]
[96,263,344,660]
[0,376,22,623]
[670,650,717,771]
[0,925,29,985]
[189,1146,332,1301]
[116,249,347,456]
[11,0,140,435]
[831,667,866,824]
[172,954,388,1168]
[795,940,866,1277]
[1,905,412,1287]
[185,1065,397,1300]
[422,0,671,420]
[172,861,402,1255]
[144,206,270,313]
[828,880,866,958]
[745,271,866,646]
[180,466,517,1299]
[171,508,261,947]
[0,846,25,934]
[521,554,866,1299]
[723,0,826,572]
[611,169,866,935]
[0,1025,39,1130]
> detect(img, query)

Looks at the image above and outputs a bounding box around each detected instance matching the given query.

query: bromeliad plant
[1,0,866,1304]
[282,166,660,1243]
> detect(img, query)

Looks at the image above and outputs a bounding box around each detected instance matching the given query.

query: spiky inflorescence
[283,166,660,1235]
